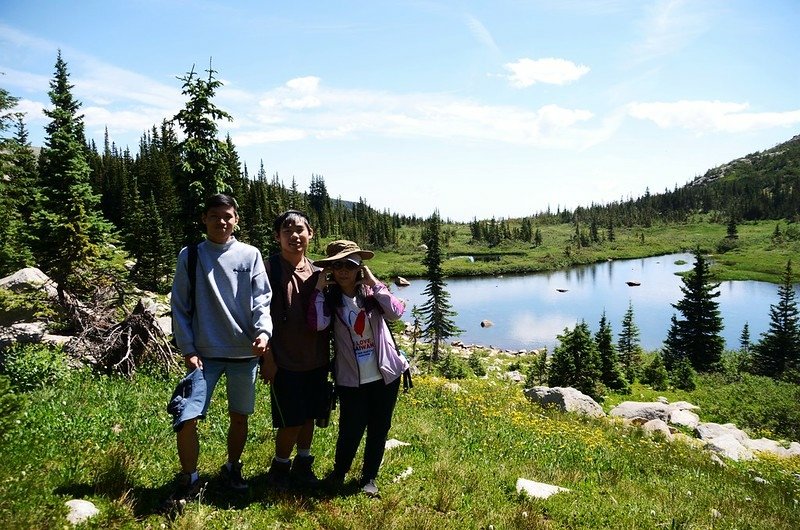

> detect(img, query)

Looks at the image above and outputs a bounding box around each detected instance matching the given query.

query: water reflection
[394,253,798,352]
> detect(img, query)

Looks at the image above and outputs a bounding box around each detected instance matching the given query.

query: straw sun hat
[313,239,374,267]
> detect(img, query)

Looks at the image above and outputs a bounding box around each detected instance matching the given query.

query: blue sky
[2,0,799,221]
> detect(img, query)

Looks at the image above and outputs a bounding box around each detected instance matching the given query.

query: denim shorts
[201,357,259,416]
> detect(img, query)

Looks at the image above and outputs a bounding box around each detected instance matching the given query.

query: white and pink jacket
[308,282,409,388]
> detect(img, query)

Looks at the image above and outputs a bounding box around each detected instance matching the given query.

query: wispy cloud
[630,0,712,63]
[502,58,590,88]
[231,76,607,149]
[465,14,500,53]
[628,100,800,133]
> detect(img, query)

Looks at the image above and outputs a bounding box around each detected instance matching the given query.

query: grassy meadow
[324,216,800,284]
[1,344,799,529]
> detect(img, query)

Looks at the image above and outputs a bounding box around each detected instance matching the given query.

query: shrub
[641,354,669,391]
[0,375,25,439]
[437,353,470,380]
[467,351,486,377]
[0,343,70,392]
[670,358,697,391]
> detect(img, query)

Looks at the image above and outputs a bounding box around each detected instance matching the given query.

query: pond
[393,253,799,352]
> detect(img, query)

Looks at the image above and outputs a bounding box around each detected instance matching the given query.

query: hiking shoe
[162,472,204,512]
[266,458,292,491]
[323,470,346,491]
[290,455,321,488]
[220,461,248,492]
[361,478,379,497]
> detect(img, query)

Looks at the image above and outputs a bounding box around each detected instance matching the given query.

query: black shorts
[270,365,329,428]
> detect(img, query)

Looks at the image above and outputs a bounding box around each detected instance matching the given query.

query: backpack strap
[187,243,199,318]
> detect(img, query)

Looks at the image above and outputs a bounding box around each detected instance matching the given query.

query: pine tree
[641,353,668,391]
[751,261,800,379]
[0,90,36,274]
[739,322,751,353]
[617,301,643,382]
[32,51,116,297]
[419,211,462,362]
[661,314,685,372]
[548,321,602,398]
[172,60,233,245]
[671,249,725,372]
[595,312,629,392]
[670,358,697,391]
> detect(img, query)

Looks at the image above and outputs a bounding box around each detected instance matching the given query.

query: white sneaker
[361,479,379,497]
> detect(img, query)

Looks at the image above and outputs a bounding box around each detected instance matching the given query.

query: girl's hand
[315,269,333,290]
[359,265,378,287]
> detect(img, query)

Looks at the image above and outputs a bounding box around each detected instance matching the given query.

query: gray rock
[671,401,700,411]
[609,401,673,422]
[0,321,47,348]
[743,437,790,457]
[394,276,411,286]
[670,409,700,429]
[695,422,749,443]
[524,386,605,418]
[643,419,673,439]
[788,442,800,456]
[705,434,754,461]
[480,320,494,328]
[0,267,55,295]
[65,499,99,525]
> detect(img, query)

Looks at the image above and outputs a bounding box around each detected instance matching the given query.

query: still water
[393,253,799,352]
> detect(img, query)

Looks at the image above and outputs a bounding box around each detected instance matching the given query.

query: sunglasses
[332,261,360,271]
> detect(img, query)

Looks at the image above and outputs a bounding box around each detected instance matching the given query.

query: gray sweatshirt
[171,237,272,358]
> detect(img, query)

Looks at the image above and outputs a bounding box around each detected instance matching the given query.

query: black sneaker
[323,470,346,491]
[162,472,204,512]
[290,455,321,488]
[220,461,248,493]
[266,458,292,491]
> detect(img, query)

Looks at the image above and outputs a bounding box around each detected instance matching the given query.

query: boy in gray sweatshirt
[168,193,272,505]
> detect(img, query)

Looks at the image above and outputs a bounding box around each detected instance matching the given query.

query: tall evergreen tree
[595,312,629,391]
[419,211,462,362]
[172,60,233,245]
[672,249,725,372]
[661,314,685,372]
[751,261,800,379]
[548,321,602,398]
[617,301,643,382]
[32,51,116,297]
[739,322,751,354]
[0,87,35,274]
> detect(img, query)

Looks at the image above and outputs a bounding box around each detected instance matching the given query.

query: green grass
[1,365,799,529]
[309,217,800,285]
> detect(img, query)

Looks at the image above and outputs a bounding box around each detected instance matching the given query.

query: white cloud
[631,0,712,63]
[503,58,590,88]
[233,128,308,145]
[628,100,800,133]
[285,76,320,92]
[11,99,46,124]
[465,14,500,53]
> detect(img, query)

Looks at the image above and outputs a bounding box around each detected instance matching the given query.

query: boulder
[385,438,410,450]
[671,401,700,411]
[524,386,605,418]
[695,422,749,444]
[705,434,754,461]
[609,401,673,422]
[394,276,411,287]
[65,499,99,525]
[743,438,790,457]
[643,419,673,440]
[480,320,494,328]
[0,322,47,349]
[506,370,524,383]
[789,442,800,457]
[670,409,700,429]
[0,267,56,296]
